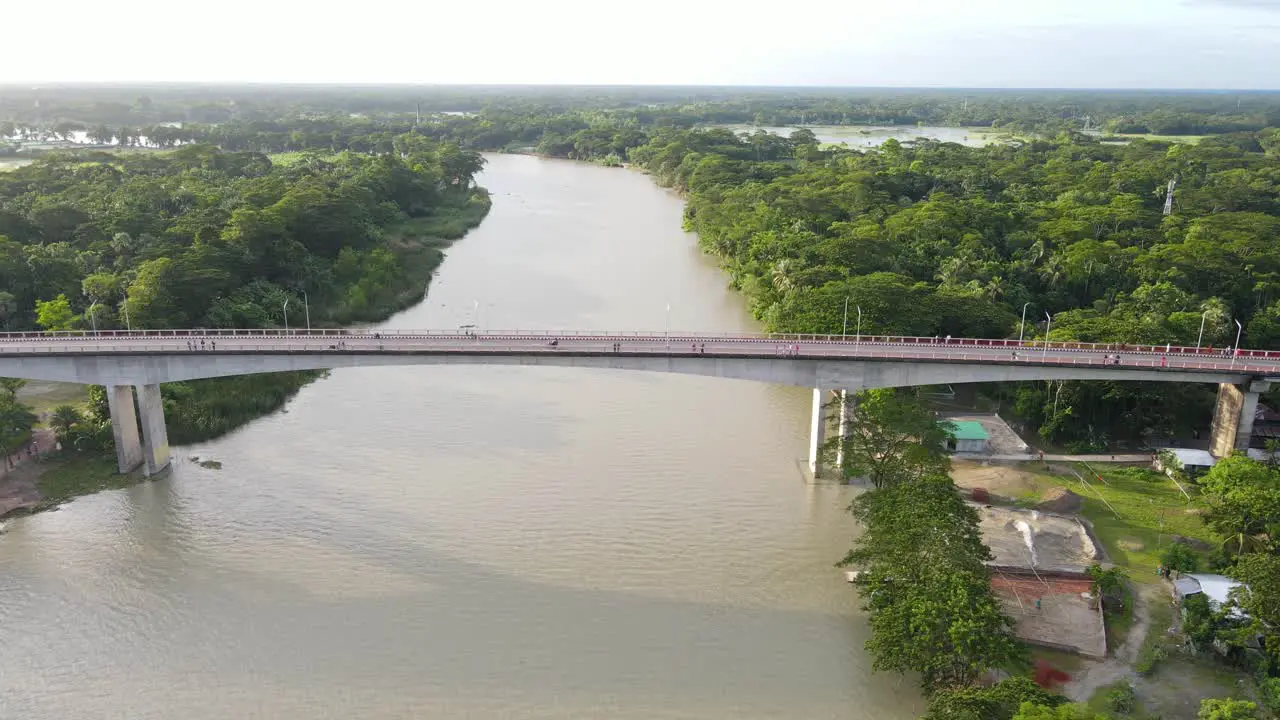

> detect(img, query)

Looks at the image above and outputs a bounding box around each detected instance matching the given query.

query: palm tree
[771,259,796,295]
[49,404,83,439]
[984,276,1007,301]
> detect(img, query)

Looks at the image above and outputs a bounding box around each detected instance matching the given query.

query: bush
[1105,681,1137,714]
[1260,677,1280,717]
[1135,642,1168,676]
[1198,697,1258,719]
[1161,542,1199,574]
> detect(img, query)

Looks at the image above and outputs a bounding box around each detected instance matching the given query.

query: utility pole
[1043,312,1053,361]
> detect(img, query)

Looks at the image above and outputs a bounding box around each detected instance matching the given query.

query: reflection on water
[0,154,921,719]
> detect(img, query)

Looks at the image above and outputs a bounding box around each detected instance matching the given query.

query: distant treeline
[4,86,1280,137]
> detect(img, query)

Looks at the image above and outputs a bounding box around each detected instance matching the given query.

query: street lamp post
[665,303,671,348]
[122,301,130,332]
[283,298,290,333]
[303,291,311,332]
[1019,302,1030,343]
[856,306,862,343]
[842,297,849,338]
[1043,311,1053,360]
[1232,319,1243,366]
[1196,310,1208,350]
[88,301,97,333]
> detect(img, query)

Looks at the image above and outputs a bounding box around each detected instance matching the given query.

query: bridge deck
[1,331,1278,376]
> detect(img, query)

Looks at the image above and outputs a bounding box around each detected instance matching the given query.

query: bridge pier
[106,385,144,473]
[809,389,856,479]
[136,383,171,476]
[1210,380,1271,457]
[835,390,855,472]
[809,388,826,477]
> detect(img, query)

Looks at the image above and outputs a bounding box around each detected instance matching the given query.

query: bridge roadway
[2,329,1276,477]
[1,329,1279,378]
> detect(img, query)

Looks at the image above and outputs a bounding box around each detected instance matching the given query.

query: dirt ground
[940,413,1031,455]
[992,572,1106,658]
[953,460,1047,500]
[975,504,1099,571]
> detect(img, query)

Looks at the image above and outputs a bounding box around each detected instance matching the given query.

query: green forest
[628,126,1280,448]
[5,87,1280,449]
[0,134,488,441]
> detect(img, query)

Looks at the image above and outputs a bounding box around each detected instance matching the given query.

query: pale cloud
[0,0,1274,88]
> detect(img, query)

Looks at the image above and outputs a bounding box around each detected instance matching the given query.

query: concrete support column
[1210,380,1271,457]
[106,385,143,473]
[835,390,856,471]
[136,383,171,476]
[809,387,827,478]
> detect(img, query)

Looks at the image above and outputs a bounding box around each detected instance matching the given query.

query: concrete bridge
[2,329,1277,477]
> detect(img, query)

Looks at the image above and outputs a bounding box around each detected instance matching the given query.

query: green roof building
[945,421,990,453]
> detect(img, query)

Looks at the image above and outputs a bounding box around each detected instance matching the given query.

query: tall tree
[0,394,36,467]
[845,476,1024,693]
[825,388,954,488]
[1199,454,1280,555]
[34,294,76,331]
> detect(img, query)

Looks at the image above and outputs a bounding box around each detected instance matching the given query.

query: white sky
[3,0,1278,88]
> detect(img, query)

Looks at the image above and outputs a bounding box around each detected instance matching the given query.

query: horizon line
[1,82,1279,93]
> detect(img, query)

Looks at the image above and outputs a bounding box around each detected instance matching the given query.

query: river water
[0,154,921,719]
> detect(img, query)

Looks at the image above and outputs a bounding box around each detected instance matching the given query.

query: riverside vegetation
[6,88,1280,715]
[832,389,1275,719]
[0,130,488,483]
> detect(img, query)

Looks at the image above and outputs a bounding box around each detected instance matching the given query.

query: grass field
[14,381,89,425]
[1100,133,1207,145]
[34,454,142,506]
[1000,462,1217,578]
[1073,466,1216,578]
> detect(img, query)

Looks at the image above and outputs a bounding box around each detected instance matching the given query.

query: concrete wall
[0,351,1253,391]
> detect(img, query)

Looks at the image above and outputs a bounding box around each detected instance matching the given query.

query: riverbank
[0,187,492,516]
[164,187,491,442]
[0,453,138,520]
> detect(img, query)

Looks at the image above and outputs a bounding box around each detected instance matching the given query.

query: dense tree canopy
[844,474,1024,693]
[620,125,1280,447]
[0,133,488,443]
[0,139,484,332]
